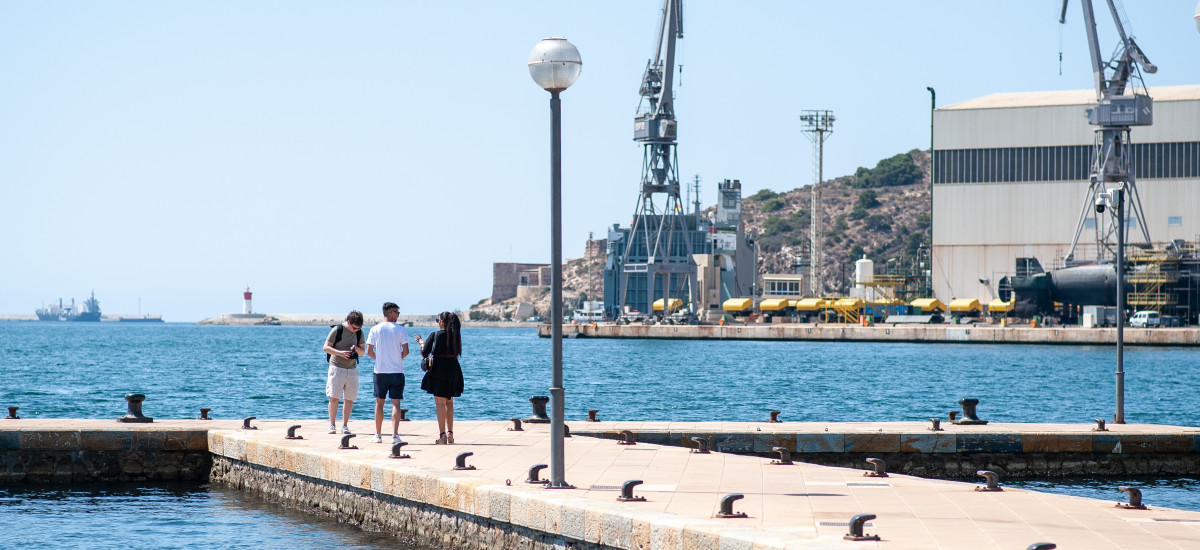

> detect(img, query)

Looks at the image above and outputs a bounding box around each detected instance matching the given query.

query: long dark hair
[438,311,462,356]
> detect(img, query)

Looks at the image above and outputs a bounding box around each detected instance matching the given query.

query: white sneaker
[392,435,403,445]
[328,424,337,434]
[370,434,382,444]
[341,425,352,434]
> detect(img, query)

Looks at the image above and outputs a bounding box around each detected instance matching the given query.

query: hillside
[467,150,932,320]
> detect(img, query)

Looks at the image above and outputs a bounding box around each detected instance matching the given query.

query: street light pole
[926,87,935,292]
[1114,185,1125,424]
[528,37,582,488]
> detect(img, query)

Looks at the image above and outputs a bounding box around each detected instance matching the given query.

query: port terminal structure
[6,417,1200,549]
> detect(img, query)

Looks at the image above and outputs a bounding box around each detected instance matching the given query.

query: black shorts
[373,373,405,400]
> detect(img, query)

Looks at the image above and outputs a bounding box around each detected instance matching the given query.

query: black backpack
[325,324,363,364]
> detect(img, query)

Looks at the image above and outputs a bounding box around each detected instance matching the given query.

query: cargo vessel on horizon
[36,291,101,322]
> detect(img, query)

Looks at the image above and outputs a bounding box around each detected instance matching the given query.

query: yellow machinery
[948,298,982,315]
[830,298,864,324]
[652,298,683,312]
[793,298,827,311]
[758,298,791,312]
[987,298,1014,313]
[910,298,946,313]
[722,298,753,313]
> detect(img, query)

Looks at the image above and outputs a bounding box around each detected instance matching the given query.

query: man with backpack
[365,302,410,444]
[324,310,365,434]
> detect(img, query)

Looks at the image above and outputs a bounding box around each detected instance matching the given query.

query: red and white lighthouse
[243,286,253,315]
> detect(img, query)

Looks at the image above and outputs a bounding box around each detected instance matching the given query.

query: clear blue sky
[3,1,1197,321]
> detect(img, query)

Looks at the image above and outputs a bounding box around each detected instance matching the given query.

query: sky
[2,1,1198,321]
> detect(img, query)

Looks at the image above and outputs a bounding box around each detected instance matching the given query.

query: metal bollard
[5,407,18,419]
[948,411,958,422]
[715,494,748,518]
[117,393,154,423]
[770,446,793,465]
[339,434,357,449]
[690,436,710,454]
[285,425,303,440]
[1116,486,1147,509]
[199,408,212,420]
[618,479,646,502]
[389,442,410,459]
[524,396,551,424]
[508,418,523,431]
[844,513,880,541]
[975,470,1002,492]
[768,410,782,423]
[1027,543,1057,550]
[1093,418,1107,431]
[398,408,410,421]
[864,458,888,477]
[586,409,600,422]
[563,423,571,438]
[954,398,988,425]
[453,451,476,471]
[242,416,258,430]
[928,417,942,431]
[526,464,548,484]
[617,430,636,445]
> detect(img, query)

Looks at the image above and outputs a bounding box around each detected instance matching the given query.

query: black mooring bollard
[117,393,154,423]
[242,417,258,430]
[864,458,888,477]
[768,410,782,423]
[844,513,880,541]
[339,434,357,449]
[285,425,303,440]
[770,446,793,465]
[715,494,747,518]
[690,436,710,454]
[199,408,212,420]
[929,417,942,431]
[1027,544,1057,550]
[524,396,551,424]
[586,409,600,422]
[975,470,1002,492]
[508,418,523,431]
[1093,418,1107,431]
[954,398,988,425]
[5,407,18,420]
[563,423,571,438]
[948,411,958,422]
[617,430,636,445]
[389,442,410,459]
[454,451,476,471]
[1116,486,1147,509]
[526,464,548,484]
[618,479,646,502]
[398,408,410,421]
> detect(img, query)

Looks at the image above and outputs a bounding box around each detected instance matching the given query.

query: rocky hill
[468,150,931,320]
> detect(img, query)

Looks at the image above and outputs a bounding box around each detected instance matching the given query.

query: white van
[1129,310,1160,328]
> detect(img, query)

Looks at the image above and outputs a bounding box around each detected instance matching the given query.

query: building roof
[941,84,1200,111]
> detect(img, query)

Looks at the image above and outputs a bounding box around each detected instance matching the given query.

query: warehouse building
[931,84,1200,303]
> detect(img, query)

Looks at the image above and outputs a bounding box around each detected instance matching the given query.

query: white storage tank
[855,255,874,284]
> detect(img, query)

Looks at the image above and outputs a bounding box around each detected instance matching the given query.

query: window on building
[1169,216,1183,227]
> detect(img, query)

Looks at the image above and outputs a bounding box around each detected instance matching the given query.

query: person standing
[416,311,464,444]
[323,311,365,435]
[366,302,409,444]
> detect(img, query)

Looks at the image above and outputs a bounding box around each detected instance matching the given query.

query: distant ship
[36,291,102,322]
[117,315,164,323]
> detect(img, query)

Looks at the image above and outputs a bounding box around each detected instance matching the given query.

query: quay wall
[573,425,1200,478]
[541,322,1200,345]
[0,427,211,483]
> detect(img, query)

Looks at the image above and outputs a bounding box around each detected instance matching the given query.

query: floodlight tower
[620,0,697,319]
[800,110,834,296]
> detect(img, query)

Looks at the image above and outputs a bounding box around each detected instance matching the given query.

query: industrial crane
[1061,0,1156,263]
[618,0,698,321]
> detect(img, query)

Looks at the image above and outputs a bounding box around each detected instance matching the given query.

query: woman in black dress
[416,311,463,444]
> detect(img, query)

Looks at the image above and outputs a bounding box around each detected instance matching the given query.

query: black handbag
[421,333,436,371]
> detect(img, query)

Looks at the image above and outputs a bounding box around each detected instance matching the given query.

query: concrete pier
[540,322,1200,346]
[4,418,1200,548]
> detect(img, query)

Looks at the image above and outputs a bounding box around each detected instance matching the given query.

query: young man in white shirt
[365,302,410,444]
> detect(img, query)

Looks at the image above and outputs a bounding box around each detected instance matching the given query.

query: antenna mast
[800,110,835,296]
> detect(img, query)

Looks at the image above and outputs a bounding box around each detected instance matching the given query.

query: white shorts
[326,364,360,401]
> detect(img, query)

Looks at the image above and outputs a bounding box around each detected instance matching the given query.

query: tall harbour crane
[619,0,698,320]
[1061,0,1156,263]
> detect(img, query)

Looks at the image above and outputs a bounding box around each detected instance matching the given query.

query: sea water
[2,322,1198,539]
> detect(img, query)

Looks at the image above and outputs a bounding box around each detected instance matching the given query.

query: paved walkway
[8,418,1200,548]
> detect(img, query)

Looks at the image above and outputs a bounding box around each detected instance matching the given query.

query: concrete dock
[540,322,1200,346]
[4,418,1200,549]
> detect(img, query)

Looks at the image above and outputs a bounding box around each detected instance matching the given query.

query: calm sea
[1,322,1198,542]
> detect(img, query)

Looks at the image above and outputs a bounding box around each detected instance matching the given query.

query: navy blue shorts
[373,373,405,400]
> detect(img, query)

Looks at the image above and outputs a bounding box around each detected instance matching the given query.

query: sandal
[446,431,454,444]
[435,432,447,445]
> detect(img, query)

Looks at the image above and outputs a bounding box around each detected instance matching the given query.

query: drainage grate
[1152,518,1200,523]
[818,522,874,527]
[845,483,890,487]
[589,485,621,491]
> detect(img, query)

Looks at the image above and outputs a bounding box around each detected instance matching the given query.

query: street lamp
[528,37,581,489]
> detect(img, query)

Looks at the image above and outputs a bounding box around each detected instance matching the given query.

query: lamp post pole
[1114,186,1125,424]
[528,37,581,488]
[926,86,935,287]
